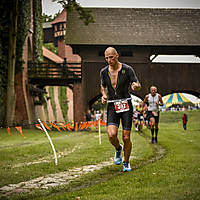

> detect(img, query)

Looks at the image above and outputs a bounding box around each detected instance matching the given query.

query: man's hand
[101,95,107,104]
[131,82,141,91]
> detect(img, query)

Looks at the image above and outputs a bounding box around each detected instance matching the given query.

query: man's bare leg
[107,125,121,150]
[122,130,132,163]
[150,117,155,143]
[107,125,123,165]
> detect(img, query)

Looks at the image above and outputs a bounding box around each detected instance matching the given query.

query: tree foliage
[33,0,43,62]
[53,0,95,25]
[92,98,107,112]
[42,12,61,23]
[0,0,32,126]
[0,0,95,126]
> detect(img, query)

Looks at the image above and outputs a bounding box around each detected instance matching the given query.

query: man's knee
[107,126,118,140]
[150,118,155,126]
[122,131,131,143]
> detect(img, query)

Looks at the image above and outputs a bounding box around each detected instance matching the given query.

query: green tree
[42,12,61,23]
[1,0,95,127]
[43,43,58,55]
[53,0,95,25]
[92,98,107,111]
[33,0,43,62]
[0,0,31,126]
[6,0,18,126]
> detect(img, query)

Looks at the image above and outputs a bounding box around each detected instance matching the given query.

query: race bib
[114,100,130,113]
[152,111,158,116]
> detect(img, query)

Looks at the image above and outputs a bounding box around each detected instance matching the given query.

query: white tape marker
[99,119,101,145]
[38,119,58,165]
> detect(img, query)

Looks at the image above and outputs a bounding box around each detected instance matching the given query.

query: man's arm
[101,85,107,104]
[142,95,148,108]
[128,66,141,91]
[158,94,164,106]
[131,82,141,91]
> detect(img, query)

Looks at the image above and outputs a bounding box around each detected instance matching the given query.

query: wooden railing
[28,61,82,86]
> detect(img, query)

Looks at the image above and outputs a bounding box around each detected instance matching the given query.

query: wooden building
[64,8,200,122]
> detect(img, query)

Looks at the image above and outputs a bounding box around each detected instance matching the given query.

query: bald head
[104,47,119,67]
[150,86,157,91]
[104,47,118,56]
[150,86,157,96]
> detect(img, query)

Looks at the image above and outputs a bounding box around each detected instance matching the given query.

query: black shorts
[107,100,133,130]
[137,113,143,121]
[147,111,160,124]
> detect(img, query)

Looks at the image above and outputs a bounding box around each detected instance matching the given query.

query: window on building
[120,51,133,57]
[98,51,104,56]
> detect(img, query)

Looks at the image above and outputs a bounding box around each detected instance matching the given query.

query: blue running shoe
[123,161,131,172]
[114,144,123,165]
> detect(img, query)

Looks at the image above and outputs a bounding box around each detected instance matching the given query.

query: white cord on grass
[38,118,58,165]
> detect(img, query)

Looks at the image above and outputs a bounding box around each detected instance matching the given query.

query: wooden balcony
[28,61,82,86]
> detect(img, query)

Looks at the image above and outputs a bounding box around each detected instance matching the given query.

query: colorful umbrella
[162,93,191,108]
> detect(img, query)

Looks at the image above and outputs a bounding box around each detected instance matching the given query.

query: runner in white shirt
[143,86,163,143]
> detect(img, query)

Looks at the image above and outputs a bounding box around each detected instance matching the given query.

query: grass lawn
[0,110,199,200]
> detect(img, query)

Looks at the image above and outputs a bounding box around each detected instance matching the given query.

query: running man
[133,108,139,131]
[136,103,144,132]
[100,47,141,172]
[143,86,163,143]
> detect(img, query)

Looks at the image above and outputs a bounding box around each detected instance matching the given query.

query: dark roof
[65,8,200,46]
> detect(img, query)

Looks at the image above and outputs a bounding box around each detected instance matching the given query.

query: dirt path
[0,135,167,197]
[0,159,114,196]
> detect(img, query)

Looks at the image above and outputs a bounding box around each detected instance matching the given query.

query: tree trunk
[6,0,18,126]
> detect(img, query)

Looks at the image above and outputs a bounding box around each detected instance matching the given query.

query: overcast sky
[42,0,200,15]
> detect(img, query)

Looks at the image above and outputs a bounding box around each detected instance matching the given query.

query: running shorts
[147,111,160,123]
[137,113,144,121]
[107,100,133,130]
